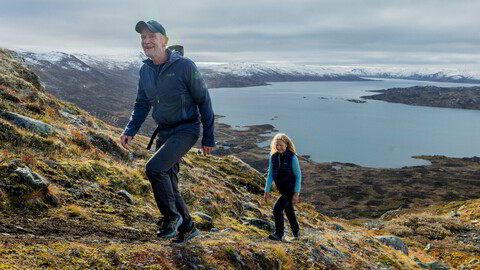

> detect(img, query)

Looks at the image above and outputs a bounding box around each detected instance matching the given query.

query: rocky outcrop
[242,217,274,232]
[414,257,450,269]
[0,110,54,136]
[193,212,214,230]
[14,167,49,189]
[118,190,135,205]
[374,235,409,255]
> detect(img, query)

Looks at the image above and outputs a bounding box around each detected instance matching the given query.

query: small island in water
[361,85,480,110]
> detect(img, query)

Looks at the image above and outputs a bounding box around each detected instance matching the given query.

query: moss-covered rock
[0,162,58,210]
[0,110,54,136]
[14,166,49,189]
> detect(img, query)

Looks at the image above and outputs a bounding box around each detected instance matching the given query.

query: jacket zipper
[181,94,187,119]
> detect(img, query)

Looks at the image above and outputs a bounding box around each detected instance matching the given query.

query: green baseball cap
[135,20,167,36]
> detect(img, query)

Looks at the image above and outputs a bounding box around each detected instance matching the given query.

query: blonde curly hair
[270,133,297,155]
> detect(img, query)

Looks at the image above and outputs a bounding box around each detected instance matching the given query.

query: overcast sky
[0,0,479,68]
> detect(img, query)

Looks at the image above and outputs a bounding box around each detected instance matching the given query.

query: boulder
[193,212,213,230]
[194,212,213,222]
[242,217,274,232]
[118,190,134,205]
[374,235,408,255]
[243,202,257,211]
[448,210,460,218]
[242,201,262,215]
[380,207,402,220]
[14,167,49,189]
[414,257,450,269]
[58,109,79,120]
[329,223,346,231]
[227,250,246,268]
[0,111,53,136]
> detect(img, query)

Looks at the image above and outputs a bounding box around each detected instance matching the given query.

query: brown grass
[266,244,294,269]
[23,189,47,208]
[65,205,89,219]
[71,129,91,149]
[47,184,62,197]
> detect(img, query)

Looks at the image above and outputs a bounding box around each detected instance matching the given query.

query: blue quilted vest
[271,150,296,194]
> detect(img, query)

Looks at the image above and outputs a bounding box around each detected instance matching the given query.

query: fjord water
[209,79,480,168]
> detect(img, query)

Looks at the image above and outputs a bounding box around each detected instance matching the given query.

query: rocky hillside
[1,48,479,269]
[299,156,480,219]
[18,51,140,129]
[361,85,480,110]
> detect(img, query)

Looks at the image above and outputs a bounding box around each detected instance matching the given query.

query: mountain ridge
[17,50,480,137]
[21,50,480,84]
[1,48,480,269]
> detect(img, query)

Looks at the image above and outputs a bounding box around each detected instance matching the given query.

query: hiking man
[120,20,215,243]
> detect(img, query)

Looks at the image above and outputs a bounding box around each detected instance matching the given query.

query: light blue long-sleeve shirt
[264,154,302,193]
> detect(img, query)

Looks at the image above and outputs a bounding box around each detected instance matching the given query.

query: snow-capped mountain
[202,62,369,88]
[197,62,480,84]
[197,62,352,77]
[20,50,480,85]
[15,50,480,133]
[349,66,480,84]
[20,51,92,72]
[75,53,145,71]
[19,50,371,99]
[18,51,141,131]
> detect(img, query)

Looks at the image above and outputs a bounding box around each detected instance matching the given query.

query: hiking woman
[264,133,301,240]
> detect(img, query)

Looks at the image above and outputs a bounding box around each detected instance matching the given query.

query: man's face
[140,28,166,58]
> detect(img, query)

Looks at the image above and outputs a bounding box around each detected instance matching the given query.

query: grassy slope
[300,155,480,219]
[0,48,478,269]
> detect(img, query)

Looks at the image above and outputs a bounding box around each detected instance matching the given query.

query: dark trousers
[273,192,299,236]
[145,124,200,227]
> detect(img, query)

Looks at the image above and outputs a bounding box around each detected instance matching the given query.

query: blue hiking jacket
[123,49,215,147]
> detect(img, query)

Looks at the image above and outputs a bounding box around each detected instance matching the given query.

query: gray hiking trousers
[145,122,200,226]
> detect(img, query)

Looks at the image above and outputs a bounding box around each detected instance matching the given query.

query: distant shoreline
[205,76,374,89]
[361,85,480,110]
[211,116,480,219]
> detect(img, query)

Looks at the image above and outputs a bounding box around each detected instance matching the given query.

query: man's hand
[264,192,272,203]
[120,134,133,150]
[292,192,300,205]
[202,145,213,156]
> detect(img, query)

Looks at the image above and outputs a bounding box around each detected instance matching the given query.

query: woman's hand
[202,145,213,156]
[292,193,300,205]
[264,192,272,203]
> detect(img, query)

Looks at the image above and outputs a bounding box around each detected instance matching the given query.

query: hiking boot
[157,215,183,238]
[268,233,283,241]
[293,230,300,238]
[172,222,199,243]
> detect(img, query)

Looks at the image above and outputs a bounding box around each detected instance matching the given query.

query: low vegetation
[1,48,478,269]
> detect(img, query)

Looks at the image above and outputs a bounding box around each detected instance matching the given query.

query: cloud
[0,0,479,67]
